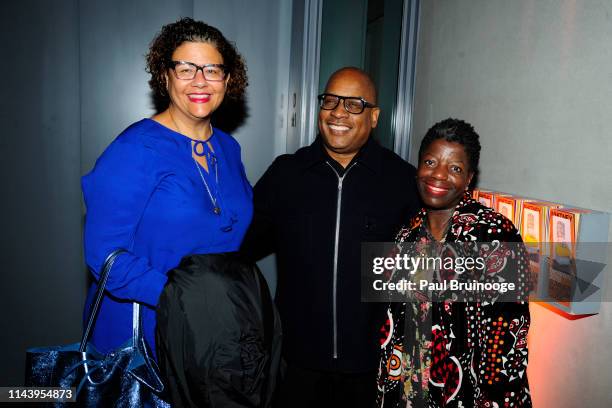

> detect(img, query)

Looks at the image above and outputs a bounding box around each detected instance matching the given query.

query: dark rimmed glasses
[169,61,227,81]
[317,93,377,114]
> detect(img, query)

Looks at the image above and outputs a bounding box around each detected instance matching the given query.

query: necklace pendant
[213,206,221,215]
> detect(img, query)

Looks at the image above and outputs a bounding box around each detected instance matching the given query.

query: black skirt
[156,253,281,407]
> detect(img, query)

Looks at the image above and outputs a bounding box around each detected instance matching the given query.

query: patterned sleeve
[474,211,531,407]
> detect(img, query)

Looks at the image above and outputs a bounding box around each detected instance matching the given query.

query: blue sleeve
[82,137,167,307]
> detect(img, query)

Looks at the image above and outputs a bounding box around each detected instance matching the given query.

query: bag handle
[75,250,165,395]
[80,249,127,352]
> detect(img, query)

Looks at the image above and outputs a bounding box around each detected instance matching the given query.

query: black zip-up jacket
[241,136,419,372]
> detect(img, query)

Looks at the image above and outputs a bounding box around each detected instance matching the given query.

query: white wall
[411,1,612,407]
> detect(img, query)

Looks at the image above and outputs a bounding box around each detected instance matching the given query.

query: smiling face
[417,139,474,210]
[318,69,380,167]
[165,41,228,125]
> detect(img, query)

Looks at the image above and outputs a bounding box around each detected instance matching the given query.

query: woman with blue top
[82,18,279,407]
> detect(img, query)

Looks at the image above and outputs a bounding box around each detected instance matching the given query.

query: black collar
[300,135,384,174]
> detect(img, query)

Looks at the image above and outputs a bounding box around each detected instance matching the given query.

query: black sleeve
[239,159,280,262]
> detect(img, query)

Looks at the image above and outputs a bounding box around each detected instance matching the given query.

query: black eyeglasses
[318,93,377,114]
[169,61,227,81]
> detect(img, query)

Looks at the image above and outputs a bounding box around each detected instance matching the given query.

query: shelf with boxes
[472,188,610,316]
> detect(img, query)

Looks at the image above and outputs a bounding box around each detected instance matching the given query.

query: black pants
[274,363,377,408]
[156,253,282,408]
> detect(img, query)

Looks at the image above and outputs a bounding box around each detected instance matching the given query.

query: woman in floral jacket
[377,119,531,407]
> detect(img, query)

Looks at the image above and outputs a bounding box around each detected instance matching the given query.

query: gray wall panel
[0,0,82,385]
[318,0,368,93]
[79,0,194,173]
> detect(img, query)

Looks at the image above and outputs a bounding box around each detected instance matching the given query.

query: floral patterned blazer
[376,193,532,408]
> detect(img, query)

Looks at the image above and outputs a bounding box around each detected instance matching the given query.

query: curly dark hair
[419,118,481,181]
[146,17,248,107]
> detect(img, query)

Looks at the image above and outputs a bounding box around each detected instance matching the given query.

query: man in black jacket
[241,67,420,407]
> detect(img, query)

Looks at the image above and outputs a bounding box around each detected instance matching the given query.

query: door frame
[393,0,420,160]
[286,0,323,152]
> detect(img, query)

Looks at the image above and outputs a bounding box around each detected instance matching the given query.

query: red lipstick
[188,94,211,103]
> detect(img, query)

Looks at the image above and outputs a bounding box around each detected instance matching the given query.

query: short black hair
[419,118,481,183]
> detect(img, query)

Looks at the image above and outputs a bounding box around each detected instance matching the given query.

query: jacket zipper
[326,161,356,359]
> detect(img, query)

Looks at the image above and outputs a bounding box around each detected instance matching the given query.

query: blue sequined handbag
[25,250,169,407]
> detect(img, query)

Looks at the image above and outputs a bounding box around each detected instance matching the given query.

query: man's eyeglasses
[169,61,227,81]
[318,93,377,114]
